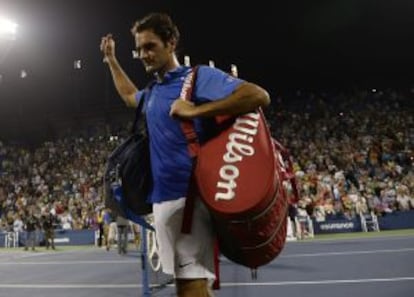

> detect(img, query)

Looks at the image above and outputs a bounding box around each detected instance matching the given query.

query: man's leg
[134,226,140,249]
[24,231,29,251]
[176,279,213,297]
[104,225,110,251]
[123,227,128,253]
[98,224,103,247]
[31,231,35,250]
[45,231,50,249]
[51,231,55,250]
[153,198,216,297]
[117,226,127,254]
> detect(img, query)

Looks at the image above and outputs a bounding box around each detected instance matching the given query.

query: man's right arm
[101,34,138,108]
[105,57,138,108]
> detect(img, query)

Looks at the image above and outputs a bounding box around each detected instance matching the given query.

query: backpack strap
[131,81,156,135]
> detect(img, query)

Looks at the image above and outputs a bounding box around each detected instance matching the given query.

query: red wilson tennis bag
[180,67,297,269]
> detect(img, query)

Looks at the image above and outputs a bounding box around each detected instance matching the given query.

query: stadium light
[0,17,18,40]
[73,59,82,69]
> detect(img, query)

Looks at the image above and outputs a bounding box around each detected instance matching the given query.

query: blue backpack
[103,88,153,224]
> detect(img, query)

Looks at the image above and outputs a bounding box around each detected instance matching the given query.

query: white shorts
[153,197,216,281]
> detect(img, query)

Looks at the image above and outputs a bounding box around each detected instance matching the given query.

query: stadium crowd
[0,87,413,235]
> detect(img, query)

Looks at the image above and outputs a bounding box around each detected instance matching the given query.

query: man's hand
[100,34,116,62]
[169,98,197,119]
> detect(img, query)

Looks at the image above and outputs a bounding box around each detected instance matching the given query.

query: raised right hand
[100,34,116,62]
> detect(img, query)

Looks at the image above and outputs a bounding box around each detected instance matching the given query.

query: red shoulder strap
[180,66,200,235]
[179,66,200,158]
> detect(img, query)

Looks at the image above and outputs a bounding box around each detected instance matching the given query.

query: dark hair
[131,12,180,46]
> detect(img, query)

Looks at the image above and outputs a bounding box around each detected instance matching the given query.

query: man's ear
[168,38,177,53]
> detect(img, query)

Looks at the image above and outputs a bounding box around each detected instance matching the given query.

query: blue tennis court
[0,234,413,297]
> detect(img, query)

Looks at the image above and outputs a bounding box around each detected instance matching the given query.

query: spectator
[41,210,56,250]
[24,210,39,251]
[116,215,129,255]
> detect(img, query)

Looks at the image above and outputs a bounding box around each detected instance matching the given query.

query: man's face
[135,30,174,74]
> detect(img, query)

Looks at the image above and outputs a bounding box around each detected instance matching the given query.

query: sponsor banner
[53,229,95,245]
[378,210,414,230]
[312,210,414,234]
[313,218,362,234]
[0,229,95,247]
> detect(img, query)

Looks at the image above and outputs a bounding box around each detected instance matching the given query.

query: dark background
[1,0,414,142]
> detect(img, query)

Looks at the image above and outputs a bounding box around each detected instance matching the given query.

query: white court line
[0,260,135,265]
[286,235,414,245]
[0,247,98,262]
[1,247,413,265]
[0,277,413,288]
[221,277,414,287]
[281,247,414,258]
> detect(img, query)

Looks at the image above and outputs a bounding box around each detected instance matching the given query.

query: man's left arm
[170,81,270,120]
